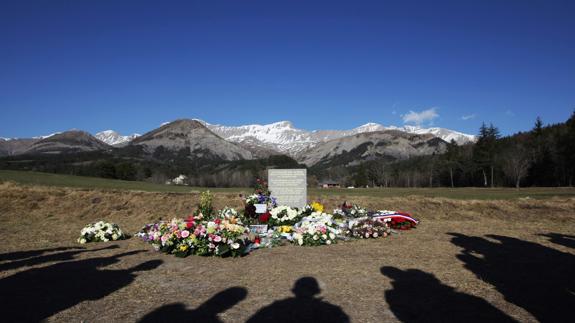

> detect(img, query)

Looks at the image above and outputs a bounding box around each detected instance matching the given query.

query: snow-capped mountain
[200,120,317,157]
[95,130,140,146]
[200,120,475,158]
[2,121,474,159]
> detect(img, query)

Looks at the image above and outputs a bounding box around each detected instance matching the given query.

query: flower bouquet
[292,212,341,246]
[78,221,127,244]
[268,205,300,226]
[336,201,368,218]
[243,179,277,220]
[346,218,391,239]
[371,210,419,230]
[138,215,250,258]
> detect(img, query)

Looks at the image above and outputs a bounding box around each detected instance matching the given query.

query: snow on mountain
[33,132,61,140]
[201,120,475,158]
[1,133,59,141]
[199,120,317,156]
[95,130,140,146]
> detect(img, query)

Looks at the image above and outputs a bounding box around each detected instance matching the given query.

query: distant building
[320,180,341,188]
[170,174,188,185]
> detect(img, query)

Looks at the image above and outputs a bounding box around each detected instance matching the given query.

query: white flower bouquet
[268,205,300,226]
[78,221,127,244]
[291,212,341,246]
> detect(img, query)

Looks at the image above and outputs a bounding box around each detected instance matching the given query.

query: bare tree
[502,145,532,188]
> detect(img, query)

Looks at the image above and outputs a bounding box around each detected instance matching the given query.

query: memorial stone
[268,169,307,209]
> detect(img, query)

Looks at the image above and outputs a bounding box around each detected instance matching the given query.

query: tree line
[345,112,575,188]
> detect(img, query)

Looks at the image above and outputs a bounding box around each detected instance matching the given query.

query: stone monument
[268,169,307,209]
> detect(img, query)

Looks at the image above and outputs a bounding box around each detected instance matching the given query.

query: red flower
[254,237,261,244]
[214,218,222,225]
[259,212,271,223]
[185,215,195,229]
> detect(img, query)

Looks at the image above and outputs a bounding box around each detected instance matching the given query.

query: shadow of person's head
[292,277,321,298]
[196,287,248,314]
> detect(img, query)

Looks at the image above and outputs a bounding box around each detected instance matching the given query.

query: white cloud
[461,114,476,121]
[402,108,439,126]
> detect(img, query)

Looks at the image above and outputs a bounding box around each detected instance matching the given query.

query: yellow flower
[179,245,188,252]
[280,225,292,233]
[311,202,324,213]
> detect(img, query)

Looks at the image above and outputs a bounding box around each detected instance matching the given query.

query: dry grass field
[1,180,574,322]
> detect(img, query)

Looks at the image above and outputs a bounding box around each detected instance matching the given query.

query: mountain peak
[130,118,253,161]
[163,119,206,129]
[95,130,140,146]
[23,130,110,155]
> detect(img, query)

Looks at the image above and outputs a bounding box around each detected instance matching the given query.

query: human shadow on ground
[139,287,247,323]
[449,233,575,322]
[0,244,120,271]
[0,246,84,262]
[539,232,575,249]
[0,250,162,322]
[247,277,350,323]
[381,266,517,323]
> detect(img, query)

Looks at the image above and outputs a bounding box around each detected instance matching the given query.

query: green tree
[115,162,137,181]
[473,123,500,187]
[353,164,368,187]
[557,110,575,185]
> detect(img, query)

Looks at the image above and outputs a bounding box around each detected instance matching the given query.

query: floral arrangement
[138,216,250,258]
[346,218,391,239]
[218,207,243,224]
[292,212,341,246]
[372,210,419,230]
[298,202,325,218]
[78,221,127,244]
[268,206,300,226]
[136,190,418,257]
[337,201,369,218]
[310,202,324,213]
[243,179,277,219]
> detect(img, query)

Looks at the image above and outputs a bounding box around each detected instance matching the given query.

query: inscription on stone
[268,169,307,209]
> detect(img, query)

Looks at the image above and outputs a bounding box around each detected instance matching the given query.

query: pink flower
[181,230,190,238]
[213,235,222,243]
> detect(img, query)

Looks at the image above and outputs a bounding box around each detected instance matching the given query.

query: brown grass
[0,182,574,322]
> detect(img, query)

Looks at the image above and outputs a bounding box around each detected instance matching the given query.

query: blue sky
[1,0,574,138]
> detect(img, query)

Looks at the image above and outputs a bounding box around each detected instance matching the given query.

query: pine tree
[473,123,500,187]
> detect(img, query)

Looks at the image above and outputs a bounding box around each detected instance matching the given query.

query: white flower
[329,233,335,239]
[313,235,319,240]
[373,232,379,238]
[322,234,327,240]
[231,242,240,249]
[298,238,304,245]
[326,240,332,245]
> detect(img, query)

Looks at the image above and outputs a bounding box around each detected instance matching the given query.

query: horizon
[2,117,484,140]
[1,1,574,138]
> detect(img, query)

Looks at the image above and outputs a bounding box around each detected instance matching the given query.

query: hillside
[130,119,253,161]
[301,130,447,167]
[22,131,111,155]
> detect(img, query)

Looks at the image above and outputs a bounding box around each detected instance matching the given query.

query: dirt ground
[0,182,574,322]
